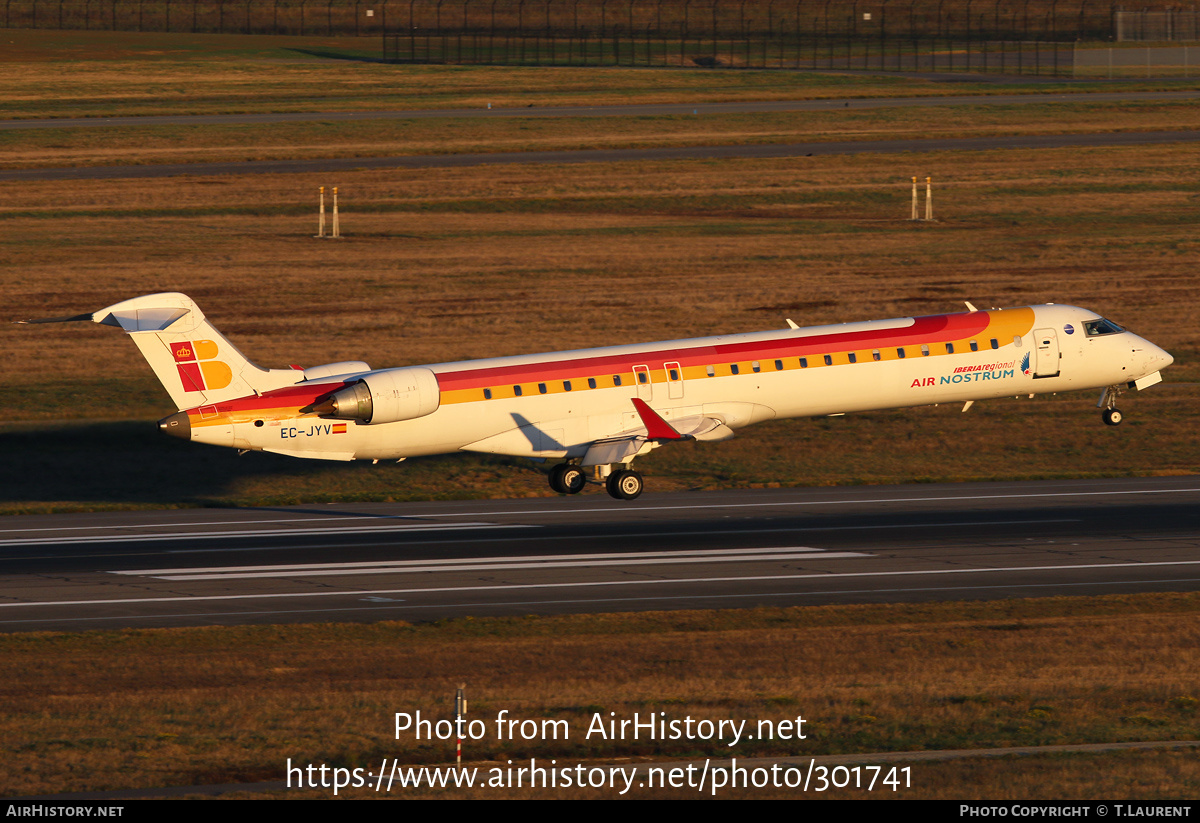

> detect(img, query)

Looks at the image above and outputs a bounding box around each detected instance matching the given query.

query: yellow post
[925,176,933,221]
[315,186,326,238]
[332,187,340,239]
[911,177,918,220]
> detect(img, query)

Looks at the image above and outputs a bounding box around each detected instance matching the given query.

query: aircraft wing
[580,399,733,467]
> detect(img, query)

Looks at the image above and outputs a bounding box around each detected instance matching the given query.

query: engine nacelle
[312,367,440,424]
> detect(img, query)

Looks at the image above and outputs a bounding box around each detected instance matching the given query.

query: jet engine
[311,367,440,424]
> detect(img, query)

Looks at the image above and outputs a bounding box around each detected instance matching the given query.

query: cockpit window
[1083,318,1124,337]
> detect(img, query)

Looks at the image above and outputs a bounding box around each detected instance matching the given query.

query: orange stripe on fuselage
[185,381,348,428]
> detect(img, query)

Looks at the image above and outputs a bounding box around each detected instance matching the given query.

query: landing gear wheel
[559,465,587,495]
[548,463,568,494]
[1102,407,1123,426]
[550,464,587,494]
[606,469,644,501]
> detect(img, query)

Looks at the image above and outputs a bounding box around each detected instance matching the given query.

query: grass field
[5,29,1200,121]
[3,595,1198,798]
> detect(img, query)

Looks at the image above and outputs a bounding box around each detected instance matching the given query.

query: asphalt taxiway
[1,476,1197,631]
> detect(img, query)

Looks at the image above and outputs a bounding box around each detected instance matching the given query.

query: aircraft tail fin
[83,293,298,409]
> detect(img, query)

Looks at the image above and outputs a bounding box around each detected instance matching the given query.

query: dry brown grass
[2,595,1198,797]
[0,30,972,120]
[4,30,1197,121]
[4,143,1198,390]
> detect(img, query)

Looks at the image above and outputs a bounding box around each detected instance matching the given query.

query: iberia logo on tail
[171,339,232,392]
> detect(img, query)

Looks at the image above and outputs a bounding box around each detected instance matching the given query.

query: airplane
[24,293,1172,500]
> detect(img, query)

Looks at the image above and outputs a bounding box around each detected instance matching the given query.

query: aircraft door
[633,365,652,400]
[664,361,684,399]
[1034,328,1061,378]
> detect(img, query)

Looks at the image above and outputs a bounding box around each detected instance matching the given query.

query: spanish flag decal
[172,339,232,393]
[332,423,347,434]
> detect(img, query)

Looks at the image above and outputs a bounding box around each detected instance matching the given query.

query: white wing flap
[580,415,733,466]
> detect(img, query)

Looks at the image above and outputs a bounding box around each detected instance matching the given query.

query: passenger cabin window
[990,338,999,350]
[1014,335,1023,347]
[921,345,930,357]
[637,372,648,384]
[774,360,783,371]
[1084,318,1124,336]
[752,361,761,373]
[613,375,622,386]
[945,343,954,354]
[513,385,523,396]
[823,355,833,366]
[588,378,597,389]
[730,364,740,375]
[897,348,906,359]
[563,381,572,391]
[538,383,547,394]
[706,365,715,377]
[483,388,492,400]
[970,340,979,352]
[668,369,679,381]
[800,357,808,368]
[848,352,857,364]
[872,349,881,361]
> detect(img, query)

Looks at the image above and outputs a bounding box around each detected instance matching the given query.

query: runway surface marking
[113,546,869,580]
[228,486,1196,521]
[0,484,1190,541]
[7,577,1200,627]
[0,522,524,547]
[0,514,486,535]
[6,559,1200,610]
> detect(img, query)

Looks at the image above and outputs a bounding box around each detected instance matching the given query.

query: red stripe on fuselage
[437,312,988,391]
[184,381,348,416]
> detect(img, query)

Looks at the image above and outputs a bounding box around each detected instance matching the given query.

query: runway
[1,476,1197,631]
[5,89,1200,182]
[6,90,1200,131]
[6,129,1200,182]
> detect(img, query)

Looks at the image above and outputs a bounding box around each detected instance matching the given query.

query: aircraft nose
[1150,344,1174,371]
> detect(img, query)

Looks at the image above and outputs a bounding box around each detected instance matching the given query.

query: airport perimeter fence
[0,0,1133,41]
[4,1,1199,78]
[383,30,1077,76]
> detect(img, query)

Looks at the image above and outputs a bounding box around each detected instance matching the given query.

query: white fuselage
[195,303,1170,464]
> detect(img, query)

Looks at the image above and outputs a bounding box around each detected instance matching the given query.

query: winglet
[631,398,686,441]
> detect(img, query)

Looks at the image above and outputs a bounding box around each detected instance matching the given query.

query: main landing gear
[548,463,587,495]
[547,463,645,500]
[605,469,644,501]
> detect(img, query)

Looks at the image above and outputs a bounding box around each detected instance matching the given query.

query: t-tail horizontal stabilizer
[22,293,301,410]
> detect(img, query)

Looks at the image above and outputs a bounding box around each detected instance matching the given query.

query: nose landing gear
[1097,385,1124,426]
